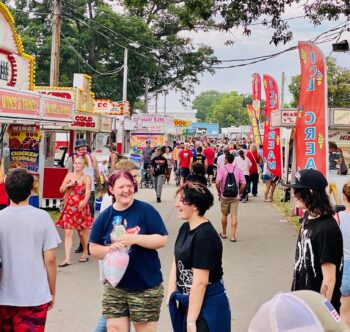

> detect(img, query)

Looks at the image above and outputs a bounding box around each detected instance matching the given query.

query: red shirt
[179,149,193,168]
[203,147,215,165]
[246,151,260,174]
[0,182,8,206]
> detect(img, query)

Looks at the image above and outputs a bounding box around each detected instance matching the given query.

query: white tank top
[339,210,350,260]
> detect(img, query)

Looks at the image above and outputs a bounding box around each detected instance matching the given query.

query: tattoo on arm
[321,285,328,297]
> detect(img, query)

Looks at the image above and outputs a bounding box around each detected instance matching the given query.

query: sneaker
[242,199,247,203]
[157,197,161,203]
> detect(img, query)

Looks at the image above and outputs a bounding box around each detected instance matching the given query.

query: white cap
[248,291,346,332]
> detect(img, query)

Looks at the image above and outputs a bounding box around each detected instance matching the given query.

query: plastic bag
[103,248,129,287]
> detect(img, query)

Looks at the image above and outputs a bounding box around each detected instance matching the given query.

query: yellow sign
[173,119,192,127]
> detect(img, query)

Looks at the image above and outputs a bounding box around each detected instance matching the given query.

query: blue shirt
[90,199,168,291]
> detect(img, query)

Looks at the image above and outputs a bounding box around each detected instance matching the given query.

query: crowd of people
[0,136,350,332]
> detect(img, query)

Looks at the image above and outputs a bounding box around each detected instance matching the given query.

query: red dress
[56,179,93,230]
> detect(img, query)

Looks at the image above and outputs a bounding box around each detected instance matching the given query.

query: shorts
[180,168,190,178]
[207,165,215,176]
[102,283,164,323]
[221,199,239,216]
[341,260,350,296]
[262,174,278,182]
[0,303,49,332]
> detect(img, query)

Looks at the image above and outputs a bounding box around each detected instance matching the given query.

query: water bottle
[110,216,125,242]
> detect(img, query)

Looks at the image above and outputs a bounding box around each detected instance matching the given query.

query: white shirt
[233,156,252,175]
[217,154,226,169]
[0,205,61,306]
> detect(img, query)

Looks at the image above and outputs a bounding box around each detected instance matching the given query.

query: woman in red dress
[57,156,92,267]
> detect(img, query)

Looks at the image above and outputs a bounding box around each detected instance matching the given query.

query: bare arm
[92,155,102,192]
[187,269,209,328]
[117,234,168,249]
[167,258,177,303]
[320,262,336,301]
[89,243,110,260]
[59,172,73,193]
[43,249,57,310]
[109,153,116,174]
[80,176,91,208]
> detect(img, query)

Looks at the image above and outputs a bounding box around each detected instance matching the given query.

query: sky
[148,5,350,112]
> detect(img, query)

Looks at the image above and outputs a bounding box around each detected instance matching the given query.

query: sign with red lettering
[247,104,262,145]
[295,42,327,175]
[263,75,282,178]
[252,73,261,121]
[41,96,73,122]
[69,114,98,130]
[0,88,40,118]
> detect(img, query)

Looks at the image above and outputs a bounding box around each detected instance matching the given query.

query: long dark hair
[294,188,334,217]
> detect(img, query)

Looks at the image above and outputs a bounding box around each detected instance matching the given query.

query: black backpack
[223,166,238,197]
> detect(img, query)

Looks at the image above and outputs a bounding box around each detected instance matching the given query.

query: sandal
[58,262,71,268]
[230,239,237,242]
[219,232,227,239]
[78,257,89,263]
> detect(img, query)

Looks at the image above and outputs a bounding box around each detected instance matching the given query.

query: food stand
[0,3,74,207]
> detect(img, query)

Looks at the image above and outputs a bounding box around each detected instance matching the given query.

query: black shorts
[207,165,215,176]
[180,168,190,178]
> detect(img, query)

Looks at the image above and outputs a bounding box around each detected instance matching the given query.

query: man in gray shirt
[142,139,154,169]
[0,169,61,331]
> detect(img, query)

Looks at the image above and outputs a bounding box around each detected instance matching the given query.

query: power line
[60,31,125,75]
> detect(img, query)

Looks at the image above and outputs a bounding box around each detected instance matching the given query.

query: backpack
[223,166,238,197]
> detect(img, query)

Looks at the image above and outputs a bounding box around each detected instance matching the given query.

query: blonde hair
[74,156,87,166]
[250,143,258,153]
[115,160,138,171]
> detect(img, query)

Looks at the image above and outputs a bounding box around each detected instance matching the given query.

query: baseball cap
[248,290,347,332]
[289,169,328,190]
[146,139,151,143]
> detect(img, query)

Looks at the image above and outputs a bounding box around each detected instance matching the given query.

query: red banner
[295,42,327,175]
[252,73,261,121]
[263,75,282,177]
[247,104,262,145]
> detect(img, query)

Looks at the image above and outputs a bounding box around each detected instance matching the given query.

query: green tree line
[192,90,264,128]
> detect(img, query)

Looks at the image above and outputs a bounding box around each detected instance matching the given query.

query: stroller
[140,165,154,188]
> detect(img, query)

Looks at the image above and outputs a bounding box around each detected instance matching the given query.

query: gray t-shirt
[143,147,153,164]
[0,205,61,306]
[339,211,350,260]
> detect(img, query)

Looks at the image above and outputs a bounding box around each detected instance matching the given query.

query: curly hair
[294,188,334,217]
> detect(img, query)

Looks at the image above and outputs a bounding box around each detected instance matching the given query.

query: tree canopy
[5,0,218,108]
[288,58,350,108]
[192,90,251,128]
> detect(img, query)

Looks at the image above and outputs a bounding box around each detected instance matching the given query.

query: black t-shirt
[194,154,206,164]
[151,156,168,176]
[175,221,223,294]
[292,213,343,311]
[186,174,207,186]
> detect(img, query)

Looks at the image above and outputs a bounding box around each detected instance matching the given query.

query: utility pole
[163,92,167,115]
[281,71,285,107]
[50,0,62,86]
[155,93,158,114]
[123,48,128,101]
[144,77,149,113]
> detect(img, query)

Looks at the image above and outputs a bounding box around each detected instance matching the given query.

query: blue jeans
[93,315,106,332]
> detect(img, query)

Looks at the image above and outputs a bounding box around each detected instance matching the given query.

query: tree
[192,90,222,121]
[5,0,218,108]
[288,58,350,108]
[207,92,249,128]
[177,0,349,45]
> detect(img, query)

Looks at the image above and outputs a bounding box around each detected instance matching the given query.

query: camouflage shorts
[102,283,164,322]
